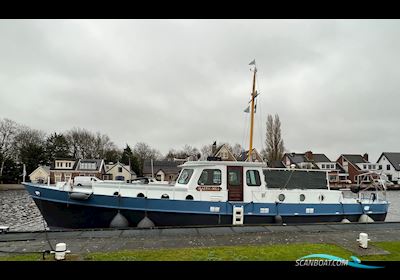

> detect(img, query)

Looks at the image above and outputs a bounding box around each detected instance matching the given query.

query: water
[0,189,48,231]
[1,189,400,231]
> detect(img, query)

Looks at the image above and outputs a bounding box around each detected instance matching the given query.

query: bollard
[52,243,70,260]
[357,233,370,249]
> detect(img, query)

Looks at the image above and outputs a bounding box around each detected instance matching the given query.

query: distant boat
[22,61,389,229]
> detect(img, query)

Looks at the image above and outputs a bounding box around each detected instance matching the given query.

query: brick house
[336,154,378,184]
[50,158,106,184]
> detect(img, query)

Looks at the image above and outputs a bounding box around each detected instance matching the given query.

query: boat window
[228,170,241,186]
[198,169,221,185]
[263,169,328,189]
[246,170,261,186]
[177,169,194,184]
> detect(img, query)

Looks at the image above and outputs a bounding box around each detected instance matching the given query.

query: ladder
[232,206,244,225]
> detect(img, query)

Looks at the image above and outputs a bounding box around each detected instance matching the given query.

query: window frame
[197,169,222,186]
[246,170,261,187]
[177,169,194,185]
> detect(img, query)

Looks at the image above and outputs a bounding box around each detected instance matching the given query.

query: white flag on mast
[244,105,256,113]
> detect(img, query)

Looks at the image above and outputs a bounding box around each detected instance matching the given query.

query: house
[29,165,50,184]
[336,154,378,184]
[49,158,77,183]
[75,159,106,179]
[282,151,318,169]
[104,162,137,182]
[308,152,349,185]
[208,141,237,161]
[283,151,349,184]
[142,160,181,182]
[376,152,400,183]
[50,158,106,183]
[237,148,264,162]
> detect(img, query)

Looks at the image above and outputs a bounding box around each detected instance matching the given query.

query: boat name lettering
[196,186,222,191]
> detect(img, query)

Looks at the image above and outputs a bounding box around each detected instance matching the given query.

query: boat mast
[248,60,257,162]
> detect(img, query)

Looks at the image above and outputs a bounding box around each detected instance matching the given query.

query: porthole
[319,194,325,202]
[278,194,285,202]
[186,195,194,200]
[300,194,306,202]
[137,193,145,198]
[161,194,170,199]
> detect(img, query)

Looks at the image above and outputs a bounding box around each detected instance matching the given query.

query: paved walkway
[2,222,400,257]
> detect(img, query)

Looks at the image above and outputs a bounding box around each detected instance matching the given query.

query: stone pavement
[1,222,400,257]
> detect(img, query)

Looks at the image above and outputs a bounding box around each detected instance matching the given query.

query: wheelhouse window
[177,169,194,184]
[198,169,221,185]
[228,170,241,186]
[246,170,261,186]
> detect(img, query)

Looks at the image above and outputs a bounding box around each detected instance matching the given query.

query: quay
[0,184,25,191]
[2,222,400,258]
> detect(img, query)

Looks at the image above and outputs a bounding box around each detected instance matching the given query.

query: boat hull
[24,183,388,229]
[32,197,387,229]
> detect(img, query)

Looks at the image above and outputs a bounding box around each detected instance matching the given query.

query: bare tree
[93,132,117,159]
[231,143,244,159]
[133,142,161,172]
[200,144,213,160]
[65,128,117,159]
[66,128,92,159]
[0,118,18,177]
[264,114,285,165]
[165,149,177,160]
[14,126,46,149]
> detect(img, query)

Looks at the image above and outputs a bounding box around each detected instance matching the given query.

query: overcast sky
[1,19,399,162]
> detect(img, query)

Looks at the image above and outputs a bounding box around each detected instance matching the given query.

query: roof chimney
[212,141,217,154]
[305,151,313,161]
[363,153,369,162]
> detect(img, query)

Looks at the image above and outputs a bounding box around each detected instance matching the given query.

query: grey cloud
[1,19,400,162]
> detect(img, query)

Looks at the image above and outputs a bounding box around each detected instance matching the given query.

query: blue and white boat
[22,60,389,229]
[23,162,389,229]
